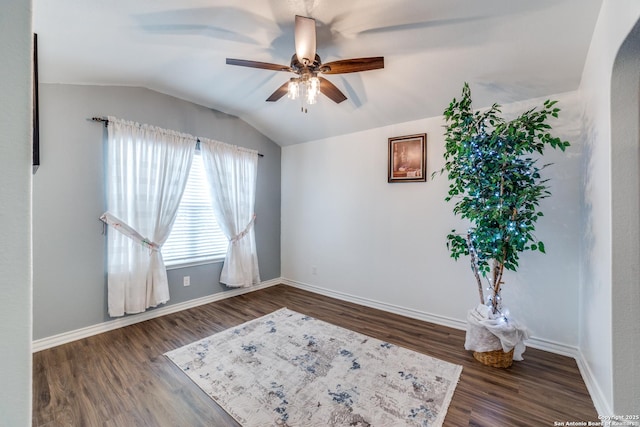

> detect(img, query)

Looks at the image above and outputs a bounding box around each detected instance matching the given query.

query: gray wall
[0,0,32,425]
[611,18,640,414]
[578,3,640,414]
[32,84,281,340]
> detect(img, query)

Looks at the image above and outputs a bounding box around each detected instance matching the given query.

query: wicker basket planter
[473,348,514,368]
[465,304,528,368]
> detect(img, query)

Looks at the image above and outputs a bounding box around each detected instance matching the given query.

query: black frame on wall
[33,33,40,174]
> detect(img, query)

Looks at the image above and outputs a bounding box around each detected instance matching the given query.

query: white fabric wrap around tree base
[464,304,530,361]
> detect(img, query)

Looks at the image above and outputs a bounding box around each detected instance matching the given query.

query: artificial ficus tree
[440,83,570,315]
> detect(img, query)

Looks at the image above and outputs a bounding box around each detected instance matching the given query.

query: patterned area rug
[165,308,462,426]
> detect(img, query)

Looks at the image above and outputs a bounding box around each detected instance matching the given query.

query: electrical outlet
[183,276,190,286]
[311,266,317,275]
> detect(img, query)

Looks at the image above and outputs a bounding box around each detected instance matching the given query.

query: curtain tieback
[100,212,160,252]
[230,214,256,244]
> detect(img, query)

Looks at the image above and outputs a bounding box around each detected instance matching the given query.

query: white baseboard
[33,276,607,416]
[32,277,581,358]
[575,349,613,416]
[281,278,468,331]
[281,278,606,413]
[283,278,580,356]
[524,336,580,358]
[32,279,280,352]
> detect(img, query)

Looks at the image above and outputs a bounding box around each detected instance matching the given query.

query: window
[162,152,228,267]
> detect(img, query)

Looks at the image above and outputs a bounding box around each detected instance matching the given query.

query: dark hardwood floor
[33,284,598,426]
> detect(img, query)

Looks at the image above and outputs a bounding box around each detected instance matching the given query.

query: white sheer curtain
[199,138,260,287]
[102,116,195,317]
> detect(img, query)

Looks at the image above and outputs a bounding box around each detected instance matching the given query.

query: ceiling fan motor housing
[290,54,323,76]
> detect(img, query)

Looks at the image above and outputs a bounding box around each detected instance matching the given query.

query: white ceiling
[34,0,603,146]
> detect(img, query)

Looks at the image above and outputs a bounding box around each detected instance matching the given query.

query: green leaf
[440,83,565,272]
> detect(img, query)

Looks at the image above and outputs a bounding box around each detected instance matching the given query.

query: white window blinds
[162,152,228,266]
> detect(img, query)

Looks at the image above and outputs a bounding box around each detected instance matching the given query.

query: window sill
[165,256,225,271]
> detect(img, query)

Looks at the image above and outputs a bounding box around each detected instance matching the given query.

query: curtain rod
[91,117,264,157]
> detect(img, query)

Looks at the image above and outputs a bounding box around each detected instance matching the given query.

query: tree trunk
[467,234,485,304]
[490,259,505,314]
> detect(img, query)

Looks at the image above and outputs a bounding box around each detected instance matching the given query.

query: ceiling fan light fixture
[287,79,300,100]
[226,15,383,109]
[287,76,320,107]
[306,76,320,105]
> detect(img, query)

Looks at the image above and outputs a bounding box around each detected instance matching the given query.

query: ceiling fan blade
[321,57,384,74]
[266,81,290,102]
[319,77,347,104]
[294,15,316,65]
[226,58,291,72]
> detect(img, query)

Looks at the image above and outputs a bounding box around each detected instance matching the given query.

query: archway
[610,17,640,414]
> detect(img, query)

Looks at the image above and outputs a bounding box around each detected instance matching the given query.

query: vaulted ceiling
[34,0,603,146]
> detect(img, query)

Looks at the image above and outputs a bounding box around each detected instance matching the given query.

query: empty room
[1,0,639,425]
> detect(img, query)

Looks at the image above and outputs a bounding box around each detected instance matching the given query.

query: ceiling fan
[226,15,384,111]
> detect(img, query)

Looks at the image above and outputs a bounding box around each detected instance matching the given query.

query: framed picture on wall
[388,133,427,183]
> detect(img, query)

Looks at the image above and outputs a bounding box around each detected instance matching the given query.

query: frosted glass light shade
[294,15,316,65]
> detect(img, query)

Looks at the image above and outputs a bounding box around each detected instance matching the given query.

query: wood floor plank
[33,284,598,426]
